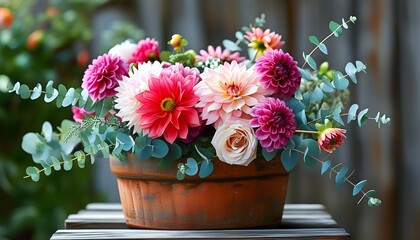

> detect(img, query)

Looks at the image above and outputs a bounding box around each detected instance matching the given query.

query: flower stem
[295,129,318,134]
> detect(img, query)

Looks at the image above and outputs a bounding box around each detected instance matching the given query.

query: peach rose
[211,120,257,166]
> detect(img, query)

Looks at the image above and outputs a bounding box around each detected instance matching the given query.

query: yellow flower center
[160,97,176,112]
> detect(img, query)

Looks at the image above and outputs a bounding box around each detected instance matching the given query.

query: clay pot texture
[110,154,289,229]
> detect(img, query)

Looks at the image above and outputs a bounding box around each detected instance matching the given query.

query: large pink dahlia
[250,97,296,152]
[82,53,128,102]
[255,49,301,99]
[129,38,160,64]
[196,45,245,63]
[135,72,200,143]
[162,63,201,84]
[195,61,269,128]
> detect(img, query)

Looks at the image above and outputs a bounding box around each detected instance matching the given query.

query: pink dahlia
[82,53,128,102]
[71,107,94,122]
[245,28,284,54]
[318,128,347,153]
[255,49,301,99]
[129,38,160,64]
[250,97,296,152]
[196,45,245,63]
[135,72,200,143]
[162,63,201,84]
[195,61,269,128]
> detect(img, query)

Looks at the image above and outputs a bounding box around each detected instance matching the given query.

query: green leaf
[31,83,42,100]
[262,148,277,161]
[176,164,185,180]
[62,87,76,107]
[9,82,20,93]
[75,151,86,168]
[95,98,113,117]
[319,43,328,55]
[298,67,313,80]
[180,38,188,47]
[18,85,31,99]
[333,108,345,126]
[62,154,73,171]
[162,142,182,163]
[321,160,331,175]
[365,190,376,198]
[235,31,244,40]
[353,180,367,196]
[90,154,95,164]
[223,39,241,52]
[368,197,382,206]
[185,158,198,176]
[44,81,58,103]
[138,145,153,160]
[345,62,358,84]
[40,160,52,176]
[310,87,323,103]
[26,167,40,182]
[357,108,369,127]
[116,133,135,151]
[303,147,317,168]
[21,133,41,154]
[99,142,109,158]
[342,18,349,29]
[50,157,61,171]
[151,139,169,158]
[332,71,349,90]
[350,16,357,23]
[309,35,319,45]
[199,160,214,178]
[280,150,299,172]
[335,166,348,186]
[160,51,171,62]
[347,104,359,123]
[42,121,53,142]
[306,55,317,70]
[329,21,343,37]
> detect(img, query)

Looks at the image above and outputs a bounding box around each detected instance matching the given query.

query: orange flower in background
[317,128,347,153]
[0,7,13,28]
[26,30,44,49]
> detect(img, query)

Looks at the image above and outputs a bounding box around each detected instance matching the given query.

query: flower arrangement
[9,14,390,206]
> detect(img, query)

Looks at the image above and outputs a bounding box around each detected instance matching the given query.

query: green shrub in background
[0,0,106,239]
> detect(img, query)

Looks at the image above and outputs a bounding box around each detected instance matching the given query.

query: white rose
[211,120,257,166]
[108,40,137,62]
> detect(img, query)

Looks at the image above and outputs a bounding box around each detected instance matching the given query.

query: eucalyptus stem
[302,18,354,69]
[295,129,318,134]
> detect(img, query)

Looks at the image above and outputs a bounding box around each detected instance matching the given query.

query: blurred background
[0,0,418,239]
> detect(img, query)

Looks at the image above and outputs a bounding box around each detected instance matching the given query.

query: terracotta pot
[109,154,289,229]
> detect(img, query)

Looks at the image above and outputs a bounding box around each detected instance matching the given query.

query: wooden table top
[50,203,350,239]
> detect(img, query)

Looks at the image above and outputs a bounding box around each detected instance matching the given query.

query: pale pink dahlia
[135,72,200,143]
[71,107,94,122]
[82,53,128,102]
[129,38,160,64]
[245,28,284,53]
[114,61,164,133]
[255,49,301,99]
[318,128,347,153]
[250,97,296,152]
[162,63,201,84]
[196,45,245,63]
[195,61,269,128]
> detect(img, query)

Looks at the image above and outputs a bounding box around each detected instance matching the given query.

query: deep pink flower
[255,49,301,99]
[318,128,347,153]
[71,107,94,122]
[82,53,128,102]
[135,72,200,143]
[196,45,245,63]
[250,97,296,152]
[129,38,160,64]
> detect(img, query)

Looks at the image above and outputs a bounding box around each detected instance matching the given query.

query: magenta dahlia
[129,38,160,64]
[250,97,296,152]
[82,53,128,102]
[254,49,301,100]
